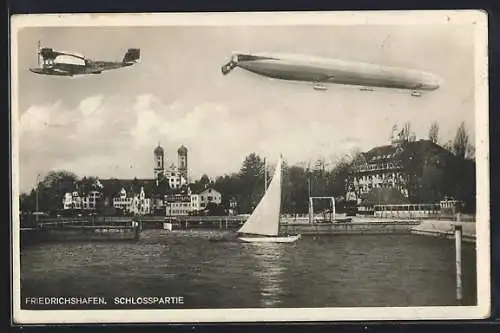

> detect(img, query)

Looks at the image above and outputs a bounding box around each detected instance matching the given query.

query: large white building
[165,187,222,216]
[165,193,191,216]
[165,163,187,189]
[165,201,192,216]
[112,186,151,215]
[192,188,222,211]
[62,190,102,210]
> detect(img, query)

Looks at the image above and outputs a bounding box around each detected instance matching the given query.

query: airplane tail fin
[123,48,140,63]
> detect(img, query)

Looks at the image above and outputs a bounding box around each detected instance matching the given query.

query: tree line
[19,120,476,215]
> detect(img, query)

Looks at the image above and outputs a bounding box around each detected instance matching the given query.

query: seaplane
[221,52,442,97]
[29,41,140,76]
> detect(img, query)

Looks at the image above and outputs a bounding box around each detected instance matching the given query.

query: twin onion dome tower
[153,143,188,182]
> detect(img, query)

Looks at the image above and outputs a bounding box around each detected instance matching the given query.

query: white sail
[238,157,282,236]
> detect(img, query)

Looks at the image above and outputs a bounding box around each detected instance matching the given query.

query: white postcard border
[10,10,490,324]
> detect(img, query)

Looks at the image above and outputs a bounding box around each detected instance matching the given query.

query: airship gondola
[222,52,442,96]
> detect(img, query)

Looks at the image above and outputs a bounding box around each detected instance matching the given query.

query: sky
[15,23,476,193]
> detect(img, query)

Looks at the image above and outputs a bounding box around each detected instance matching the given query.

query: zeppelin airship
[221,52,442,96]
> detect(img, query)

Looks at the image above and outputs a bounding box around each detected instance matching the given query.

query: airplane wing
[88,61,133,73]
[29,67,73,76]
[83,65,104,74]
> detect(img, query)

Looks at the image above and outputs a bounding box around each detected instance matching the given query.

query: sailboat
[237,156,301,243]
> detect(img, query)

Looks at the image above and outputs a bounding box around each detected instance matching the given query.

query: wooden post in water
[309,197,313,224]
[134,221,140,240]
[454,224,463,303]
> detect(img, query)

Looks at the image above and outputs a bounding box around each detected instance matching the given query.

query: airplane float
[221,52,442,97]
[29,41,140,76]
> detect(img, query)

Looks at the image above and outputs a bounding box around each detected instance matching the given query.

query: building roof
[154,144,164,155]
[177,145,188,154]
[360,139,451,165]
[362,144,399,164]
[195,187,221,196]
[403,139,451,157]
[99,178,159,198]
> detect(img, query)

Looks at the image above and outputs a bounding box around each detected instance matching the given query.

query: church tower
[154,143,165,179]
[177,145,188,181]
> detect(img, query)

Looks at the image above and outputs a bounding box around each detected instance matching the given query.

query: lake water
[20,230,477,309]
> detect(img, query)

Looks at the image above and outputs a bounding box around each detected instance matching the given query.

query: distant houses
[62,190,102,211]
[165,186,223,216]
[61,176,224,217]
[60,143,210,216]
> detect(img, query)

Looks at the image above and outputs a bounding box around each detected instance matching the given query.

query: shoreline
[19,215,476,246]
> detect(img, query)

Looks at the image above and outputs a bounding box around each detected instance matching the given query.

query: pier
[281,220,421,235]
[142,215,424,235]
[410,219,476,243]
[21,216,141,247]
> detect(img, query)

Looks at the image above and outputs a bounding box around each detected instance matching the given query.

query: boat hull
[238,234,301,243]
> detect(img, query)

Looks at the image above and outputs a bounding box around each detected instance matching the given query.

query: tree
[328,158,352,198]
[205,202,225,216]
[401,122,412,142]
[428,121,440,144]
[466,143,476,161]
[200,174,210,187]
[448,123,476,211]
[78,176,99,196]
[452,122,469,159]
[390,124,399,142]
[237,153,265,213]
[214,173,240,209]
[36,170,79,213]
[282,165,309,214]
[190,174,212,193]
[19,189,36,213]
[443,140,453,152]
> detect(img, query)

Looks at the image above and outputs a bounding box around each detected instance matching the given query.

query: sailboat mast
[264,158,267,191]
[307,163,312,224]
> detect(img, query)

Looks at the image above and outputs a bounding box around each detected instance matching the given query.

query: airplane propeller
[221,60,238,75]
[37,40,41,67]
